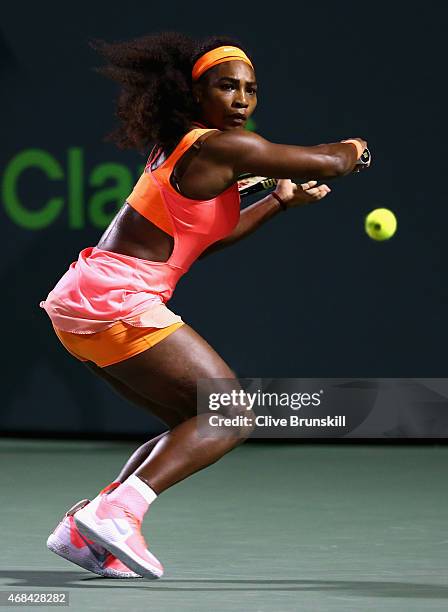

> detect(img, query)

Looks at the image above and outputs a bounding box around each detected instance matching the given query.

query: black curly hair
[90,32,253,152]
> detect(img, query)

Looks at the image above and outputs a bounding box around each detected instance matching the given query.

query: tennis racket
[237,147,371,195]
[237,174,279,198]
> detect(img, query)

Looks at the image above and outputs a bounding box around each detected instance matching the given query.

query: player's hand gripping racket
[237,148,371,196]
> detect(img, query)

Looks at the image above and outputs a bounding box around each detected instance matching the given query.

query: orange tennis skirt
[53,321,185,368]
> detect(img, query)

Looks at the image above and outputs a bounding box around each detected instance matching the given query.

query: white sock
[124,474,158,505]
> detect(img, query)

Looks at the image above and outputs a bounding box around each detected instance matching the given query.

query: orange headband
[192,46,254,81]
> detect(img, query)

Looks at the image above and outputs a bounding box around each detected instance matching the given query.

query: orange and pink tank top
[40,128,241,334]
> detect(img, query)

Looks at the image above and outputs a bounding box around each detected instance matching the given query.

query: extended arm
[204,130,366,182]
[198,130,367,258]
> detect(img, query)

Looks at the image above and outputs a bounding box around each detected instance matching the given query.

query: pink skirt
[40,247,184,334]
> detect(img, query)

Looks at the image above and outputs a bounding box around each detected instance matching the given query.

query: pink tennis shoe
[74,492,164,580]
[47,484,140,579]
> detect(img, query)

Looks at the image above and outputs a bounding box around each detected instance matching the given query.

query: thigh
[103,324,238,418]
[83,361,186,428]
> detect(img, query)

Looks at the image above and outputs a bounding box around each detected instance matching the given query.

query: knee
[237,408,256,440]
[176,377,256,440]
[216,391,256,441]
[214,409,255,442]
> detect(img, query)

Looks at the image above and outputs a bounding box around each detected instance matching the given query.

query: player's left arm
[199,179,330,258]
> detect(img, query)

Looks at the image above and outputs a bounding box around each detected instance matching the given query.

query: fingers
[300,180,317,190]
[305,184,331,198]
[286,181,332,207]
[316,190,329,199]
[300,181,330,193]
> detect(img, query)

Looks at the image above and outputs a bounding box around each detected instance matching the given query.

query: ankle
[136,474,160,496]
[106,474,158,522]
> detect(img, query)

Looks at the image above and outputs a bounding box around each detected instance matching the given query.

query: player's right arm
[205,129,367,181]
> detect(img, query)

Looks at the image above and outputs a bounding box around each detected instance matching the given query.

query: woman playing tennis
[42,32,369,579]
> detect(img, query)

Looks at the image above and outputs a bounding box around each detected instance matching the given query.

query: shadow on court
[1,571,448,599]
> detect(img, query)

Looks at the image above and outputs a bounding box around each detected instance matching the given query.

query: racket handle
[238,176,279,197]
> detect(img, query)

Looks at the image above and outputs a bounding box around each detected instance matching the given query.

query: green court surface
[1,439,448,611]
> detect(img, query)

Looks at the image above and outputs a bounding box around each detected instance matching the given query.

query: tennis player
[42,32,368,579]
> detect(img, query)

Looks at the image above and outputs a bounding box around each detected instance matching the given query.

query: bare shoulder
[203,129,269,165]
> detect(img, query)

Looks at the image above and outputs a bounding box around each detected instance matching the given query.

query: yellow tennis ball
[365,208,397,241]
